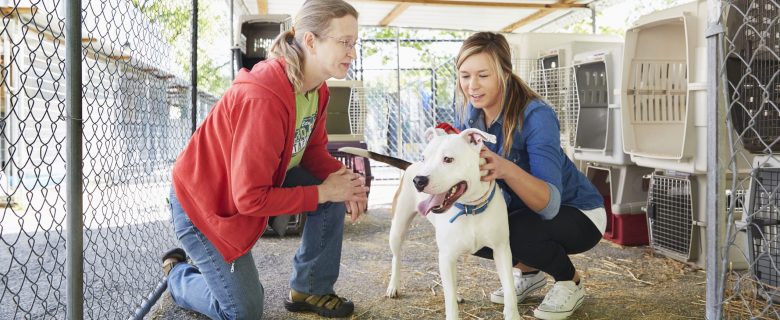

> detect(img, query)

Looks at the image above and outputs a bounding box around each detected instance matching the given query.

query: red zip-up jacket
[172,58,343,263]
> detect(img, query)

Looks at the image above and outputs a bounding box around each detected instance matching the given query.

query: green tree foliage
[131,0,230,95]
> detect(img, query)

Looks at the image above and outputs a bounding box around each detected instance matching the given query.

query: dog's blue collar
[450,182,497,223]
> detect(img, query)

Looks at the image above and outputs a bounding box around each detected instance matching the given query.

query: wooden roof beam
[256,0,267,14]
[501,0,581,32]
[379,3,411,26]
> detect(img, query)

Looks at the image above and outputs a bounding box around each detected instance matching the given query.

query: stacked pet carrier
[571,45,654,245]
[509,34,621,157]
[623,0,748,267]
[728,0,780,302]
[509,34,652,245]
[232,14,291,74]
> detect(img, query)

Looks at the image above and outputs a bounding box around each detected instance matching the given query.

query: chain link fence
[0,0,217,318]
[721,0,780,318]
[352,28,467,164]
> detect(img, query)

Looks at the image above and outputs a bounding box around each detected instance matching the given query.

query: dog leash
[450,182,497,223]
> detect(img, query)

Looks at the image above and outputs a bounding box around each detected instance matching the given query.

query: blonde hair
[455,32,540,156]
[269,0,358,93]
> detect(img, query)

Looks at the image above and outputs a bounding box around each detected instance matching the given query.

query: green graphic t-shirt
[286,91,319,171]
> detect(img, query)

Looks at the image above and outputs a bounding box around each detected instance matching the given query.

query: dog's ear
[424,127,447,142]
[459,128,497,148]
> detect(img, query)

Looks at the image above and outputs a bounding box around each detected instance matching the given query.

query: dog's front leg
[494,245,521,320]
[386,178,418,298]
[438,252,460,320]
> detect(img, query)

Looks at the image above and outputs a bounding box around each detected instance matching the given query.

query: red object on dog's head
[436,122,461,134]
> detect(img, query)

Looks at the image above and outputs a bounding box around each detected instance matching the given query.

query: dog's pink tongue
[417,193,446,216]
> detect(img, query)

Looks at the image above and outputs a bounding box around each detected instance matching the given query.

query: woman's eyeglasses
[313,33,357,50]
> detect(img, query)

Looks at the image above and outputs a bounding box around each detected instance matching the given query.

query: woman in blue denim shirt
[455,32,607,320]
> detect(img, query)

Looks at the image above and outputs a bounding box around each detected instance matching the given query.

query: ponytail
[270,29,306,92]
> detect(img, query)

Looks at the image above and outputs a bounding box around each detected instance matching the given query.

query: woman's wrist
[317,185,328,203]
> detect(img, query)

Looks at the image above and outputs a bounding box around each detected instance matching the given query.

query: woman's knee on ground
[224,291,264,320]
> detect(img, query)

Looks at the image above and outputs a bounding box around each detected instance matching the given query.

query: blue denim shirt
[457,99,604,219]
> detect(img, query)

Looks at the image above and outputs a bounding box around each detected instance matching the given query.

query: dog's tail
[338,147,411,170]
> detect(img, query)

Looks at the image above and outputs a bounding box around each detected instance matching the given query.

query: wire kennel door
[528,66,579,151]
[647,172,748,268]
[647,172,698,263]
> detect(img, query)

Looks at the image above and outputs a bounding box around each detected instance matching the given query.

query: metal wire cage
[528,65,580,149]
[725,0,780,154]
[746,156,780,303]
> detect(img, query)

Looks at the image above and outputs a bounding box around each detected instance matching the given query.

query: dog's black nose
[413,176,429,192]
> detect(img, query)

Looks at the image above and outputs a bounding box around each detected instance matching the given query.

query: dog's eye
[443,157,454,164]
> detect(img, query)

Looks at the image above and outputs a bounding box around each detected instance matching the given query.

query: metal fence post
[395,27,402,158]
[66,0,84,318]
[191,0,198,133]
[705,0,724,319]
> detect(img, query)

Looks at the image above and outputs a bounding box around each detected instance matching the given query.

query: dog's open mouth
[417,181,467,216]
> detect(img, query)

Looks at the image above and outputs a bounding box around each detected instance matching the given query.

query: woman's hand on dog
[479,147,510,181]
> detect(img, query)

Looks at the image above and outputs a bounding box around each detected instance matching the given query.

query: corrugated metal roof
[236,0,598,33]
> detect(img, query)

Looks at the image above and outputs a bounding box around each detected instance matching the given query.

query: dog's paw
[503,308,522,320]
[385,286,400,298]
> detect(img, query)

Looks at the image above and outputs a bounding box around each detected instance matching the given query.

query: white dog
[341,127,521,320]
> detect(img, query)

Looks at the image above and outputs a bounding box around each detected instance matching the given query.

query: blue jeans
[167,167,347,320]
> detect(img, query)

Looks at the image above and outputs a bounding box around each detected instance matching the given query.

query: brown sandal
[161,248,187,276]
[284,289,354,318]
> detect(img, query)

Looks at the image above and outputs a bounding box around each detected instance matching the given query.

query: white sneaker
[489,269,546,304]
[533,280,585,320]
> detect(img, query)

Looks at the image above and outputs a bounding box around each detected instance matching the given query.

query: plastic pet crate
[646,171,747,269]
[324,80,371,192]
[506,33,623,70]
[745,155,780,302]
[325,80,367,142]
[232,14,291,73]
[620,0,709,173]
[327,141,373,194]
[726,0,780,154]
[587,165,654,245]
[571,46,632,166]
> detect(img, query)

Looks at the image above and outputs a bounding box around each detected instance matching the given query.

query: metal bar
[395,27,402,158]
[191,0,198,133]
[130,279,168,320]
[65,0,84,318]
[705,0,725,317]
[432,65,437,123]
[590,4,596,34]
